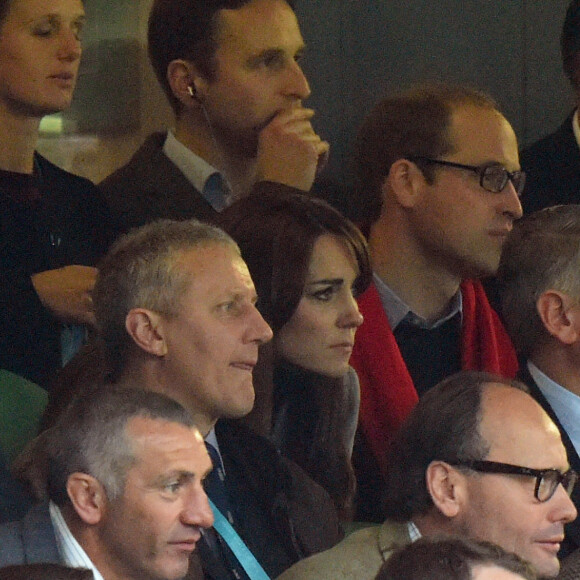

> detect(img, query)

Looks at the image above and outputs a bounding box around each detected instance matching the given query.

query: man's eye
[165,482,181,494]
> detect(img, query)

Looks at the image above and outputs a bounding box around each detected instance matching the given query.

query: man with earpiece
[99,0,329,234]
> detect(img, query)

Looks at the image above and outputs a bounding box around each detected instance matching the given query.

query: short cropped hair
[382,371,528,521]
[219,190,372,332]
[93,219,238,379]
[562,1,580,91]
[498,205,580,358]
[47,385,195,505]
[148,0,296,112]
[350,83,499,232]
[375,537,537,580]
[0,564,93,580]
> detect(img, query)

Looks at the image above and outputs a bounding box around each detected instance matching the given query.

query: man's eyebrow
[246,47,285,66]
[152,470,195,486]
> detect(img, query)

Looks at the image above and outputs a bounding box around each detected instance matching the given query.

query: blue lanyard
[208,498,271,580]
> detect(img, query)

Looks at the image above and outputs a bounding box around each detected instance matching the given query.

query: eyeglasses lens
[537,470,577,502]
[482,166,525,195]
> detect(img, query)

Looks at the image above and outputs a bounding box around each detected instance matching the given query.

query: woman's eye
[312,288,334,302]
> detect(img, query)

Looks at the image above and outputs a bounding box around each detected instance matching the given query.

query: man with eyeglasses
[277,371,578,580]
[341,82,523,522]
[498,205,580,560]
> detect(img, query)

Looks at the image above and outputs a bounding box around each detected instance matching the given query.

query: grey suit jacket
[0,503,61,566]
[275,520,411,580]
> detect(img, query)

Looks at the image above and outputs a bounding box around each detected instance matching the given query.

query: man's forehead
[215,0,303,53]
[480,383,567,466]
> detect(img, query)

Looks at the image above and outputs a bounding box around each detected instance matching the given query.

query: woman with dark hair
[220,191,372,516]
[0,0,115,388]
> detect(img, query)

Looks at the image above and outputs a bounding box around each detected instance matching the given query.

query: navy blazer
[0,502,60,566]
[518,364,580,558]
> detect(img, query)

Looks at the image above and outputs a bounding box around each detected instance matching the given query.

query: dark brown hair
[219,190,371,514]
[383,371,528,521]
[148,0,296,112]
[376,536,537,580]
[349,83,499,233]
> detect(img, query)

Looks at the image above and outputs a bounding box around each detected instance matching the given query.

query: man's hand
[31,265,97,326]
[256,107,330,192]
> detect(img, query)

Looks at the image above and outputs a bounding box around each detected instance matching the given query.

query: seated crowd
[4,0,580,578]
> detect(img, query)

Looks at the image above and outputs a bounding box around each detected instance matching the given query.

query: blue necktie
[204,441,235,525]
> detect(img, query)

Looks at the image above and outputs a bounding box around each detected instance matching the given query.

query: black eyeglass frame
[448,459,577,502]
[407,156,526,196]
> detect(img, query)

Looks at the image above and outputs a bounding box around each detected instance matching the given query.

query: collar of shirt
[407,521,422,542]
[527,360,580,460]
[572,109,580,151]
[372,272,463,330]
[205,427,226,475]
[49,501,105,580]
[162,130,232,211]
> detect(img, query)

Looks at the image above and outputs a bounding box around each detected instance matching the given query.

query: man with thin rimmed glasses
[498,205,580,560]
[342,82,524,523]
[277,371,578,580]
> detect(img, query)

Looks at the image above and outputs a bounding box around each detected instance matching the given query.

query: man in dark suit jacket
[498,204,580,557]
[100,0,329,234]
[0,387,214,579]
[520,1,580,214]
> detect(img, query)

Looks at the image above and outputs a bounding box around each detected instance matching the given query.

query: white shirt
[49,501,104,580]
[527,360,580,459]
[162,130,232,211]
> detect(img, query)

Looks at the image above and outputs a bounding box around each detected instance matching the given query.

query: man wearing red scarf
[348,83,522,521]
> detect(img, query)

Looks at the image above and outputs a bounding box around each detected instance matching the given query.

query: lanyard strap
[208,498,271,580]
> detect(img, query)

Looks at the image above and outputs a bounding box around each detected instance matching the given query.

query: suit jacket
[0,502,61,566]
[98,132,219,234]
[518,364,580,557]
[520,112,580,214]
[98,132,305,235]
[198,420,343,580]
[275,520,410,580]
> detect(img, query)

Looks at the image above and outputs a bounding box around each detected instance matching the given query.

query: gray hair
[93,218,239,378]
[498,205,580,358]
[47,385,196,504]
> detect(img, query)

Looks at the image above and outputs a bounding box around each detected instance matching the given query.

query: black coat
[196,419,343,580]
[0,154,116,387]
[520,113,580,214]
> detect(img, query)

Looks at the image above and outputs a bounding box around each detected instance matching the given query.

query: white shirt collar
[408,520,422,542]
[527,360,580,459]
[162,130,231,211]
[49,501,104,580]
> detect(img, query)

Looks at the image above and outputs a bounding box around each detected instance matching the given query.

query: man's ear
[425,461,466,518]
[536,290,580,346]
[66,473,108,525]
[385,158,425,209]
[167,59,208,107]
[125,308,168,356]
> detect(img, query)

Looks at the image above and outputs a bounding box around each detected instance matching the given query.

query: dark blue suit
[0,502,60,565]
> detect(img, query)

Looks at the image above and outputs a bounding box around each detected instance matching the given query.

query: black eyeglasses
[449,460,577,502]
[408,156,526,196]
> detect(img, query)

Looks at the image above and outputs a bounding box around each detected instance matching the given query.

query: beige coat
[276,520,411,580]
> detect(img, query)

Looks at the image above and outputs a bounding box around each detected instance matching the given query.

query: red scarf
[351,279,518,475]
